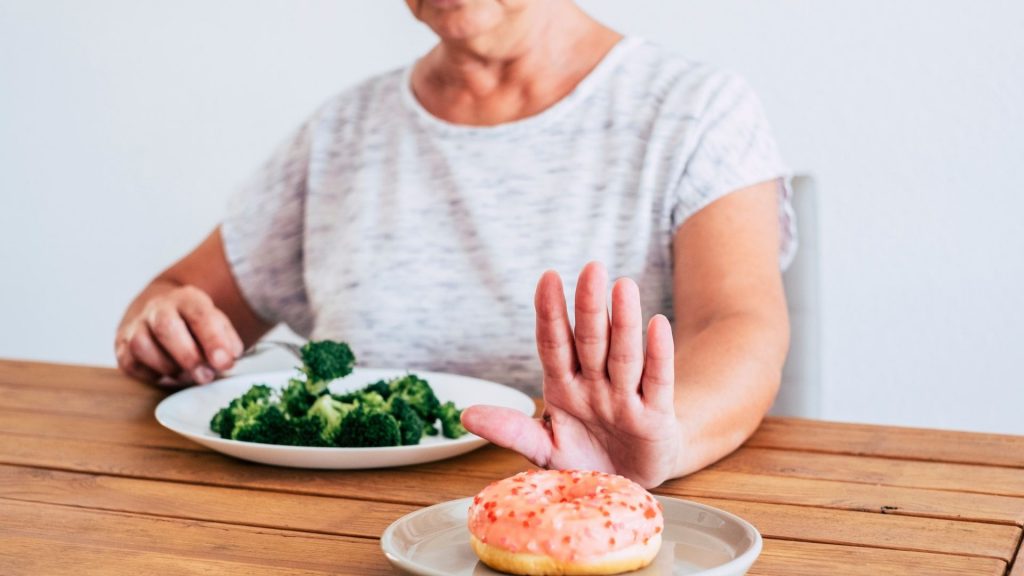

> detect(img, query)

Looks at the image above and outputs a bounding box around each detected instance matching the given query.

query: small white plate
[381,496,762,576]
[155,368,536,469]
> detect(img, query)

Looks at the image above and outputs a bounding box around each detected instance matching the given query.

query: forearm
[669,312,789,477]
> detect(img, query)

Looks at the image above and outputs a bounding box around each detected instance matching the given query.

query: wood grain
[2,536,346,576]
[0,408,203,451]
[689,496,1021,562]
[0,499,393,574]
[0,432,490,505]
[3,360,1023,575]
[658,469,1024,526]
[751,539,1005,576]
[1010,540,1024,576]
[1,464,1016,562]
[0,383,162,420]
[749,417,1024,468]
[714,446,1024,497]
[0,360,154,395]
[0,464,416,539]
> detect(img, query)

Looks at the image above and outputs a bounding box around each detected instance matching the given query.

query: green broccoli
[438,401,467,439]
[286,415,331,447]
[307,394,357,444]
[210,384,273,439]
[209,341,468,448]
[279,377,318,418]
[300,340,356,387]
[231,403,294,444]
[336,406,401,447]
[388,396,426,446]
[332,388,387,412]
[387,374,442,422]
[363,379,391,400]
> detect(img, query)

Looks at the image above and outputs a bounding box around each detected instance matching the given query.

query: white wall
[2,1,1022,434]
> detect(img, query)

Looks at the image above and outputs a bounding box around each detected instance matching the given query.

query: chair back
[772,175,823,417]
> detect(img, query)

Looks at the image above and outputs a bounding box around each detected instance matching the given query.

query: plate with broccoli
[155,340,536,469]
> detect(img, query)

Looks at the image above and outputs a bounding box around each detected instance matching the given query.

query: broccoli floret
[363,379,391,400]
[210,407,235,439]
[287,415,331,447]
[438,401,467,439]
[388,396,426,446]
[231,403,294,444]
[301,340,356,385]
[387,374,442,422]
[280,377,318,417]
[332,389,387,410]
[210,384,274,439]
[307,394,357,444]
[336,406,401,447]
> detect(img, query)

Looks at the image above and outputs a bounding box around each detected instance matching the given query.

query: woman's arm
[670,179,789,476]
[115,227,273,384]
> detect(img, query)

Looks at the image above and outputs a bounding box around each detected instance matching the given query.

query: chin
[411,0,521,41]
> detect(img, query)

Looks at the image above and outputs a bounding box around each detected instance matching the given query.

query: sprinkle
[609,537,616,546]
[644,507,657,519]
[655,526,662,534]
[522,520,529,528]
[562,536,571,544]
[604,520,613,528]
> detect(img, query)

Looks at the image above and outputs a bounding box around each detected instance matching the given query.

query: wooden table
[1,360,1023,575]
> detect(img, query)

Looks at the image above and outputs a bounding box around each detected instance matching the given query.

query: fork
[240,340,304,360]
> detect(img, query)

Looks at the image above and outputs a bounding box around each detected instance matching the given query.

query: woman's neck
[411,3,621,126]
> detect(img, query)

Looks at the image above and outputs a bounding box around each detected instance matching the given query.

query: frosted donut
[467,469,663,575]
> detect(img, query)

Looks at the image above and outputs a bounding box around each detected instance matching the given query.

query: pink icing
[467,469,664,563]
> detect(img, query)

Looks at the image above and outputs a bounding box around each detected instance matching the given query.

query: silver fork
[240,340,304,360]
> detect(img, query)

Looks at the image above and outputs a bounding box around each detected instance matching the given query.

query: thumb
[461,405,553,468]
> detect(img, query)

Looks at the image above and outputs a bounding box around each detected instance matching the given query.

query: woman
[116,0,795,488]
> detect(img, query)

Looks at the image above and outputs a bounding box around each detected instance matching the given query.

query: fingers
[146,304,214,384]
[115,339,161,382]
[640,314,675,411]
[125,325,179,376]
[178,290,244,372]
[573,262,610,381]
[535,270,577,386]
[607,277,644,395]
[461,405,553,468]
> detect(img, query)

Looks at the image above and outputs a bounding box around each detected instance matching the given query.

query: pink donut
[467,469,663,575]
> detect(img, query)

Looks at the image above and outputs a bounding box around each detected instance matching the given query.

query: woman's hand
[115,284,243,385]
[462,262,681,488]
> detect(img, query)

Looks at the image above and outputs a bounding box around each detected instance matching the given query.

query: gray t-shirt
[223,37,796,396]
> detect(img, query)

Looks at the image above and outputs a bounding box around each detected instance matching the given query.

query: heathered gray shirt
[223,37,796,396]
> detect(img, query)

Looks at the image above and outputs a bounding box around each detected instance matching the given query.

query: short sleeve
[221,121,315,336]
[671,73,797,269]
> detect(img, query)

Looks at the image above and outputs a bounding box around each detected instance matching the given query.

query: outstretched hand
[462,262,682,488]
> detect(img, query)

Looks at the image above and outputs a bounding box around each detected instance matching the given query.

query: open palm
[462,262,681,488]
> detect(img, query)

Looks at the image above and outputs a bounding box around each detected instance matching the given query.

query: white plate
[381,496,762,576]
[155,368,536,469]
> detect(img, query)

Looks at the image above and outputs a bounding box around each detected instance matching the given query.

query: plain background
[1,1,1022,433]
